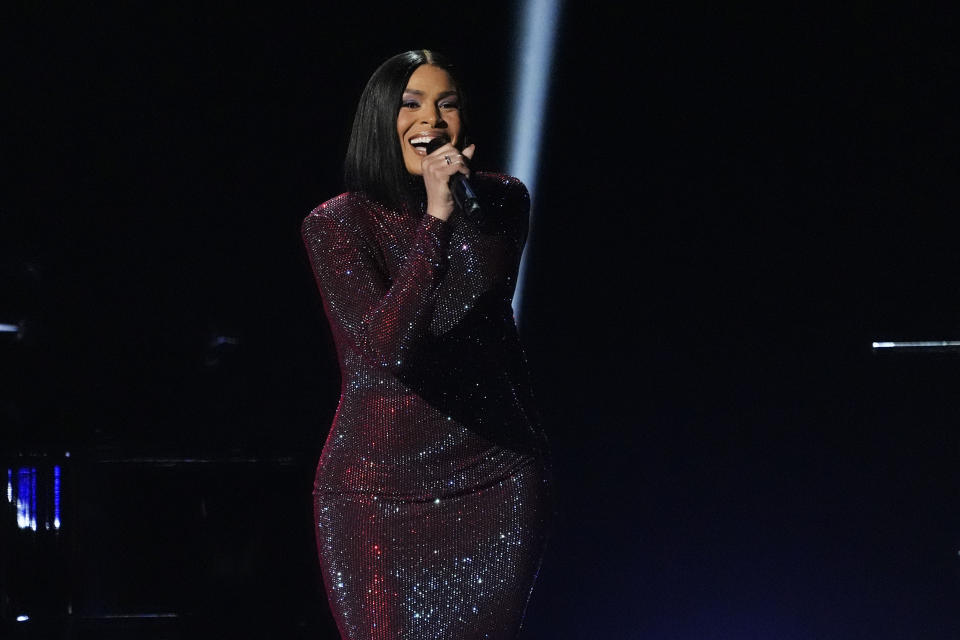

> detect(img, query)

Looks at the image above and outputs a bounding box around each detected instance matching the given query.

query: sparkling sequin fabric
[303,172,550,640]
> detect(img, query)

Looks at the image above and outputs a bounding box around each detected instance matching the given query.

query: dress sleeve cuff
[421,213,452,244]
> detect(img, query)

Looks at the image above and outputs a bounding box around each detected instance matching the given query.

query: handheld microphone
[425,136,482,220]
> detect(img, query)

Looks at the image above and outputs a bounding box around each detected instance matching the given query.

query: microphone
[425,136,482,220]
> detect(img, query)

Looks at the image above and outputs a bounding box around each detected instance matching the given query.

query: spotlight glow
[0,323,19,333]
[507,0,563,321]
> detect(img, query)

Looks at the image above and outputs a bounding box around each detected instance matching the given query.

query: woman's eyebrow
[402,88,459,99]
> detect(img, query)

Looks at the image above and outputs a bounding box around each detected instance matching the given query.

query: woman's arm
[302,206,450,373]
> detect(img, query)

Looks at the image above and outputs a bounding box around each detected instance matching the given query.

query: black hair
[343,49,469,211]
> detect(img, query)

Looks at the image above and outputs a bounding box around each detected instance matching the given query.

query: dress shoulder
[473,171,524,187]
[472,172,529,205]
[473,172,530,219]
[467,173,530,237]
[303,192,377,230]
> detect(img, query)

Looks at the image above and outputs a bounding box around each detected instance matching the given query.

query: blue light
[54,465,62,530]
[0,323,19,333]
[508,0,563,321]
[16,468,35,530]
[30,468,37,531]
[16,615,30,623]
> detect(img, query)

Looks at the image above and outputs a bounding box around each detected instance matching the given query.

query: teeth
[410,136,433,146]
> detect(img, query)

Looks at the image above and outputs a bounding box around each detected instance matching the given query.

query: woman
[302,50,550,640]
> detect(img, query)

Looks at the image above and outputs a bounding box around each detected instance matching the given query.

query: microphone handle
[451,174,482,219]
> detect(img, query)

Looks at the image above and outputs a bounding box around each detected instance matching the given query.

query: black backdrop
[2,3,958,638]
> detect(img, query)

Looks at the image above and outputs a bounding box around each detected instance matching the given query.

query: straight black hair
[344,50,469,211]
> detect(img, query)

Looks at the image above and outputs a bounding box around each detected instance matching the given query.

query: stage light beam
[507,0,563,322]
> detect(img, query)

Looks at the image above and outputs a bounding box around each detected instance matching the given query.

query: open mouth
[409,133,450,155]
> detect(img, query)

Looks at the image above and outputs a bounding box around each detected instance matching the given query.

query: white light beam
[508,0,563,323]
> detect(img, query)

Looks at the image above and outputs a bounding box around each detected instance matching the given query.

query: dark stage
[2,3,958,638]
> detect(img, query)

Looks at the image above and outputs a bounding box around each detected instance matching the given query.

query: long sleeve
[302,200,451,373]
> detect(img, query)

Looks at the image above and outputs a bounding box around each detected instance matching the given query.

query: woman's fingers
[424,142,474,176]
[456,144,476,175]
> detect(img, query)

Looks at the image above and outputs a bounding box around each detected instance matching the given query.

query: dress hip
[314,453,549,640]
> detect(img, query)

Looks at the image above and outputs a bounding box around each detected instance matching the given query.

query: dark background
[2,2,958,638]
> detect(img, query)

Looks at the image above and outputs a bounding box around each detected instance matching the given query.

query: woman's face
[397,64,461,175]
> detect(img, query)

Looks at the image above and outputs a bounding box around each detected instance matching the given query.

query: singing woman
[302,49,551,640]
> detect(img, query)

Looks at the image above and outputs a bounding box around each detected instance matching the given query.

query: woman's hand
[422,142,476,221]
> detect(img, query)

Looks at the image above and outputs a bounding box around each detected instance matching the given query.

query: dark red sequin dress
[302,172,550,640]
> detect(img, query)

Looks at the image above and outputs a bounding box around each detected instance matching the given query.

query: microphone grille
[425,135,451,154]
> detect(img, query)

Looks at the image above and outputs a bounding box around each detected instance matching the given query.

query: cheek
[397,112,413,137]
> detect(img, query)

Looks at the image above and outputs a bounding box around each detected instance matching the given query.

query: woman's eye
[401,100,419,109]
[439,102,459,110]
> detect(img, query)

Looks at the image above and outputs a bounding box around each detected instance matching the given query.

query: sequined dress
[302,172,550,640]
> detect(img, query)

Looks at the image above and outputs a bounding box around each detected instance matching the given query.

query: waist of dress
[312,439,542,502]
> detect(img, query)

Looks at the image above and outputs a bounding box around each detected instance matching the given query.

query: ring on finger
[444,155,452,165]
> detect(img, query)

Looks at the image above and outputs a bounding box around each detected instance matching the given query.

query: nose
[421,104,447,128]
